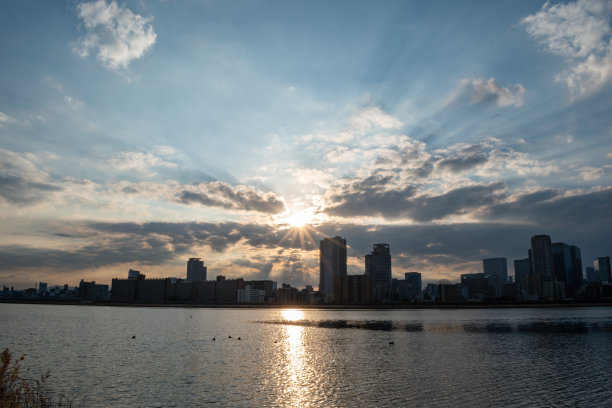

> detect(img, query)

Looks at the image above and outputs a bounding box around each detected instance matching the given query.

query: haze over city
[1,0,611,289]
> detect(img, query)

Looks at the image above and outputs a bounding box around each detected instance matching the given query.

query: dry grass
[1,349,82,408]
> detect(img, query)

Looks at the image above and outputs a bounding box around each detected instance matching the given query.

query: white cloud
[74,0,156,70]
[523,0,612,97]
[349,107,403,133]
[579,166,604,181]
[461,77,525,107]
[109,152,177,173]
[0,112,18,128]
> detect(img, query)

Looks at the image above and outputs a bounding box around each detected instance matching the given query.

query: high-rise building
[513,258,530,289]
[483,257,508,298]
[187,258,207,282]
[365,243,392,300]
[319,236,347,301]
[594,256,611,283]
[530,235,554,297]
[552,243,583,297]
[586,266,598,283]
[530,235,553,277]
[405,272,422,300]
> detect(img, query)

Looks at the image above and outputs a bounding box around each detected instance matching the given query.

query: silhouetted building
[483,257,508,298]
[334,275,374,303]
[193,281,216,303]
[128,269,143,280]
[439,284,459,304]
[405,272,422,300]
[461,273,489,301]
[594,256,611,284]
[513,258,531,292]
[502,282,520,300]
[215,275,244,304]
[277,283,299,303]
[78,280,109,301]
[171,280,193,301]
[187,258,207,282]
[137,278,168,303]
[111,278,138,302]
[552,243,583,298]
[319,236,347,302]
[530,235,554,297]
[586,266,598,283]
[246,280,276,301]
[365,243,392,300]
[237,284,266,303]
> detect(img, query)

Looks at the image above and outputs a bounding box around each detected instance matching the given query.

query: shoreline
[2,298,611,310]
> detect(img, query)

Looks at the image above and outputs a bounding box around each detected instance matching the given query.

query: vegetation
[1,349,82,408]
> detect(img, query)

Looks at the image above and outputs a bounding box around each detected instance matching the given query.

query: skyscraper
[552,243,583,297]
[365,243,392,300]
[319,236,347,301]
[594,256,611,284]
[405,272,422,300]
[513,258,530,289]
[483,257,508,298]
[187,258,207,282]
[530,234,553,297]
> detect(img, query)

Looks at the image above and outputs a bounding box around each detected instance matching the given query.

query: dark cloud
[326,179,506,221]
[437,152,488,173]
[482,187,612,228]
[0,174,62,204]
[406,182,506,222]
[325,175,418,218]
[177,182,285,214]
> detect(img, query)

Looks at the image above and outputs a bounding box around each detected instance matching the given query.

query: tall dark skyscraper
[187,258,207,282]
[552,243,583,297]
[483,257,508,297]
[405,272,422,300]
[365,243,392,300]
[530,235,553,277]
[594,256,611,283]
[319,236,347,301]
[513,258,531,288]
[530,234,555,297]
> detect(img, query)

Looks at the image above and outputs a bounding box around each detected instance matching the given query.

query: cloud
[108,151,177,172]
[579,166,604,181]
[74,0,156,69]
[325,175,418,218]
[522,0,612,97]
[349,106,403,132]
[460,77,525,107]
[325,177,506,222]
[177,181,286,214]
[437,151,489,173]
[0,148,62,204]
[481,187,612,228]
[0,112,18,128]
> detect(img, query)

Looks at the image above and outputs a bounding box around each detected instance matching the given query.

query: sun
[279,207,316,229]
[286,211,312,228]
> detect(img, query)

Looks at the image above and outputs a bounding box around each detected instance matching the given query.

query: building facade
[365,243,392,300]
[187,258,207,282]
[319,236,347,301]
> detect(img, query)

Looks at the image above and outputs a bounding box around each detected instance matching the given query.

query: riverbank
[2,298,611,309]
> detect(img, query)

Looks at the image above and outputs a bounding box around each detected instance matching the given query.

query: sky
[1,0,611,289]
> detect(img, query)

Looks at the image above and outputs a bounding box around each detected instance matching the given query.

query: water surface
[1,304,611,407]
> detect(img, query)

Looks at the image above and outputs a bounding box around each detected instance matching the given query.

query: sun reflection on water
[277,309,311,406]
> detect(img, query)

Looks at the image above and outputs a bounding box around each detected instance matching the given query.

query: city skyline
[1,0,612,289]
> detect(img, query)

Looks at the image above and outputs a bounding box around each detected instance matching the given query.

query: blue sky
[1,0,611,288]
